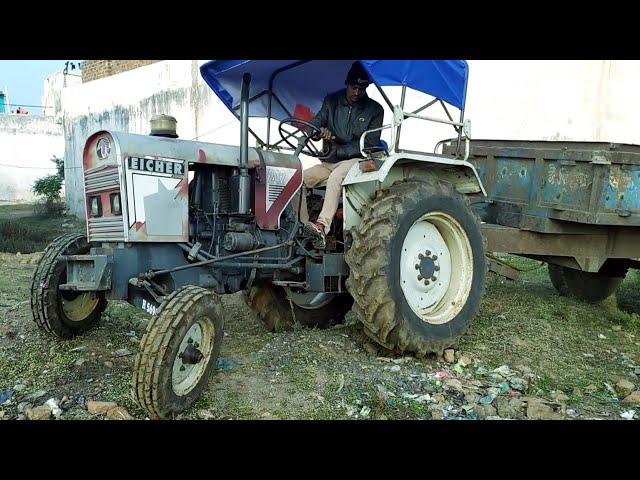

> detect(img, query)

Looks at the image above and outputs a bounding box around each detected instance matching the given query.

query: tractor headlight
[90,196,102,217]
[110,193,121,215]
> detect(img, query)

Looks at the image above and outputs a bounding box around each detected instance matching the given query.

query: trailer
[442,139,640,302]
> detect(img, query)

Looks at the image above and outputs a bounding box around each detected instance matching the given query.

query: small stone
[25,405,52,420]
[479,393,497,405]
[615,379,636,398]
[464,392,481,404]
[526,397,566,420]
[622,391,640,404]
[573,388,583,398]
[612,325,622,331]
[433,394,446,404]
[13,384,26,392]
[474,404,498,419]
[509,377,528,392]
[598,334,607,340]
[585,384,598,394]
[74,358,86,367]
[551,390,570,403]
[105,406,135,420]
[429,405,445,420]
[444,349,455,364]
[363,343,378,356]
[458,355,472,367]
[45,398,62,419]
[389,365,401,372]
[104,361,114,369]
[113,348,132,357]
[86,400,118,415]
[444,379,464,392]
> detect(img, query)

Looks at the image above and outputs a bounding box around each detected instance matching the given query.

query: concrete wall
[0,115,64,202]
[42,72,82,122]
[61,60,640,218]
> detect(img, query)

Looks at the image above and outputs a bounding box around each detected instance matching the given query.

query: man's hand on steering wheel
[278,118,331,157]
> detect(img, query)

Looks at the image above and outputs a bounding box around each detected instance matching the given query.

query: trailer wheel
[30,234,106,338]
[248,283,352,332]
[345,180,486,356]
[548,263,626,303]
[133,286,224,419]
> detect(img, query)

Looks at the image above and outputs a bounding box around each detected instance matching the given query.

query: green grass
[0,216,85,253]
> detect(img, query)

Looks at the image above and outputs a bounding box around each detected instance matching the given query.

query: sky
[0,60,81,116]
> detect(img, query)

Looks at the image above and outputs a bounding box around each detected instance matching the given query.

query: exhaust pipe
[238,73,251,214]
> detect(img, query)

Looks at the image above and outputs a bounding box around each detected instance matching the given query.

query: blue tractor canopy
[200,60,470,154]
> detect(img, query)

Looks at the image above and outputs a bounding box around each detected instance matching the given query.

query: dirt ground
[1,241,639,420]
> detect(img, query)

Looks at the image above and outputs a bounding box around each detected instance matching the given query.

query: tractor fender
[342,152,486,196]
[341,153,486,232]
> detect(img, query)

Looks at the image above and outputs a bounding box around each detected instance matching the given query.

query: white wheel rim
[399,212,474,325]
[171,318,215,396]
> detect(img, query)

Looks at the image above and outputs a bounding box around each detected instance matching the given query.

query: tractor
[30,60,487,418]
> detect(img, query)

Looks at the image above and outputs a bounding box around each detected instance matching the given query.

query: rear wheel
[345,180,486,356]
[248,283,352,332]
[133,286,224,419]
[548,263,626,303]
[30,234,106,338]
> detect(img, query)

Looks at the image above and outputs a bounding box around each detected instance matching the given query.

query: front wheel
[133,286,224,419]
[30,234,106,338]
[345,180,486,356]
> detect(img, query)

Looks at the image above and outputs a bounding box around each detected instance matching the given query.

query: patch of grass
[0,216,85,253]
[0,203,35,213]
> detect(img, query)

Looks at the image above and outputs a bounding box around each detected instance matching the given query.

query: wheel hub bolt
[415,264,420,270]
[435,266,440,271]
[431,276,437,282]
[432,255,438,260]
[424,280,430,286]
[417,275,423,281]
[426,250,431,256]
[418,254,424,260]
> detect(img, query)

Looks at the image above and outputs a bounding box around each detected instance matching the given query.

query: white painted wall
[61,60,640,218]
[0,115,64,202]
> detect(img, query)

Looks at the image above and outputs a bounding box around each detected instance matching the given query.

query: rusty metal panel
[444,139,640,230]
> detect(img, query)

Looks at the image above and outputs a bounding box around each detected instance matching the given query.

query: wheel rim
[285,289,333,310]
[60,291,100,322]
[399,212,473,325]
[171,318,215,396]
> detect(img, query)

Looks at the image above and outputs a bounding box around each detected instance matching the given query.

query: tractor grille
[88,217,125,242]
[84,165,120,194]
[85,164,125,241]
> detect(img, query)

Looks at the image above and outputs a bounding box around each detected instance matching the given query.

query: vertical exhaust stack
[237,73,252,214]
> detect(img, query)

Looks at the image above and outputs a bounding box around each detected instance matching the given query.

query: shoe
[303,221,326,249]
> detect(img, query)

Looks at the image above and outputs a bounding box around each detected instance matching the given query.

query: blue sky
[0,60,81,116]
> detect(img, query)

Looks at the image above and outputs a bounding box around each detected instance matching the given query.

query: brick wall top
[82,60,160,83]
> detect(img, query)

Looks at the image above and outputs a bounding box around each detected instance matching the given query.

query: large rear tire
[345,180,486,356]
[248,283,352,332]
[548,263,626,303]
[133,286,224,419]
[30,234,106,338]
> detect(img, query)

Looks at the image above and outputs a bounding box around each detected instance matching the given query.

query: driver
[299,61,384,248]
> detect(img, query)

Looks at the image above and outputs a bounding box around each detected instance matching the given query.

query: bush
[32,156,65,216]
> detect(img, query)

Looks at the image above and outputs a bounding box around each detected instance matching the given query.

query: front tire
[133,286,224,419]
[345,180,486,356]
[30,234,106,338]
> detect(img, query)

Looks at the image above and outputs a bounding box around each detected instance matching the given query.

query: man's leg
[297,162,331,223]
[316,158,358,231]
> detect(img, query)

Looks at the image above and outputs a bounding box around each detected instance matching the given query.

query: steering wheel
[278,118,330,157]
